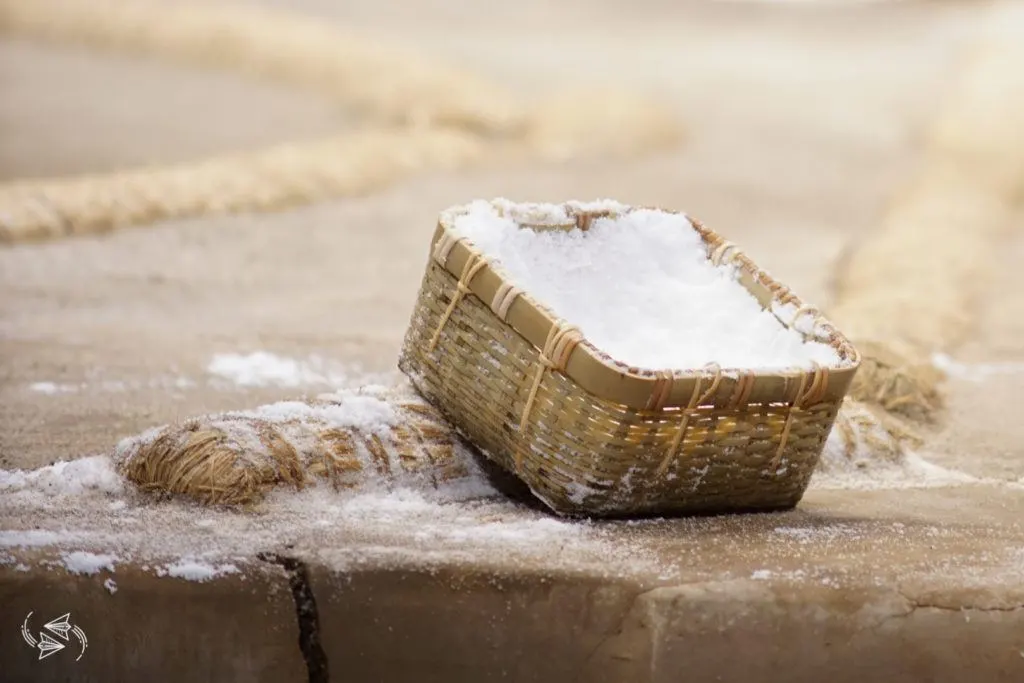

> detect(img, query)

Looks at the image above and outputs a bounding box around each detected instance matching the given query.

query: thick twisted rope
[0,0,685,244]
[0,128,485,242]
[0,0,525,134]
[825,11,1024,460]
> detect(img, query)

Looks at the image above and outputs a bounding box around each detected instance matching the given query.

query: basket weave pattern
[399,204,860,516]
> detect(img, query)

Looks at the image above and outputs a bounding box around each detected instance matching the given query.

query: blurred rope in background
[0,0,683,243]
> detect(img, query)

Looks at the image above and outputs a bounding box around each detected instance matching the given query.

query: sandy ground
[1,2,1023,675]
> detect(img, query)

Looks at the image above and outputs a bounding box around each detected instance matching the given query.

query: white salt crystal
[30,381,75,394]
[0,530,84,548]
[113,426,167,469]
[450,200,844,371]
[207,351,347,388]
[163,558,240,582]
[811,408,978,491]
[104,578,118,594]
[0,455,124,496]
[62,551,118,575]
[232,394,397,435]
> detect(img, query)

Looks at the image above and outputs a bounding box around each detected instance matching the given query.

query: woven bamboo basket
[399,201,861,517]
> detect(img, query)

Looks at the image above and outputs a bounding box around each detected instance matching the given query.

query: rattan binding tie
[769,362,830,472]
[655,364,723,476]
[790,304,819,325]
[519,322,582,431]
[517,207,618,233]
[728,371,756,409]
[710,240,739,266]
[513,322,582,471]
[789,304,822,333]
[518,219,577,231]
[790,304,832,342]
[645,370,674,411]
[491,280,521,321]
[431,230,460,267]
[428,247,487,352]
[570,209,616,231]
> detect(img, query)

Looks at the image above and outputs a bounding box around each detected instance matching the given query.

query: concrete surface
[0,558,306,682]
[1,0,1023,681]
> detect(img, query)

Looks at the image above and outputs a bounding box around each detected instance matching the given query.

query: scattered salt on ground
[772,524,863,544]
[932,353,1024,382]
[231,393,398,435]
[309,486,583,551]
[62,551,118,575]
[2,463,1021,593]
[0,530,88,548]
[30,381,76,394]
[206,351,381,388]
[413,518,579,545]
[750,569,772,580]
[267,485,654,577]
[810,425,978,491]
[0,385,1014,587]
[26,353,392,395]
[160,559,240,582]
[29,377,195,394]
[812,453,978,491]
[0,455,124,497]
[449,199,844,371]
[104,578,118,594]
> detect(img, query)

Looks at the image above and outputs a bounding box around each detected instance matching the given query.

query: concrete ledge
[309,567,1024,683]
[638,582,1024,683]
[0,560,306,683]
[310,567,650,682]
[2,549,1023,683]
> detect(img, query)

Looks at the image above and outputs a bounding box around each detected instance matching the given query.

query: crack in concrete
[898,599,1024,615]
[258,552,330,683]
[862,589,1024,632]
[895,586,1024,615]
[909,602,1024,614]
[571,586,650,682]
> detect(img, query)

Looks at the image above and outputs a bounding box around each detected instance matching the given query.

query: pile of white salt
[450,199,845,371]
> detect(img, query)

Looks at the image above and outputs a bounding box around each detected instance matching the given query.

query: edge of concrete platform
[0,557,306,683]
[305,563,1024,683]
[3,550,1022,683]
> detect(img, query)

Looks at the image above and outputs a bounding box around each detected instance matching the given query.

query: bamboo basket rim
[428,200,861,411]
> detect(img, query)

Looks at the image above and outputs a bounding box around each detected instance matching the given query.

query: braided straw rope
[0,0,525,133]
[115,388,480,507]
[0,0,685,244]
[0,128,485,242]
[828,24,1024,431]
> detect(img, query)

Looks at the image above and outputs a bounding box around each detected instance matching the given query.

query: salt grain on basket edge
[398,200,862,517]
